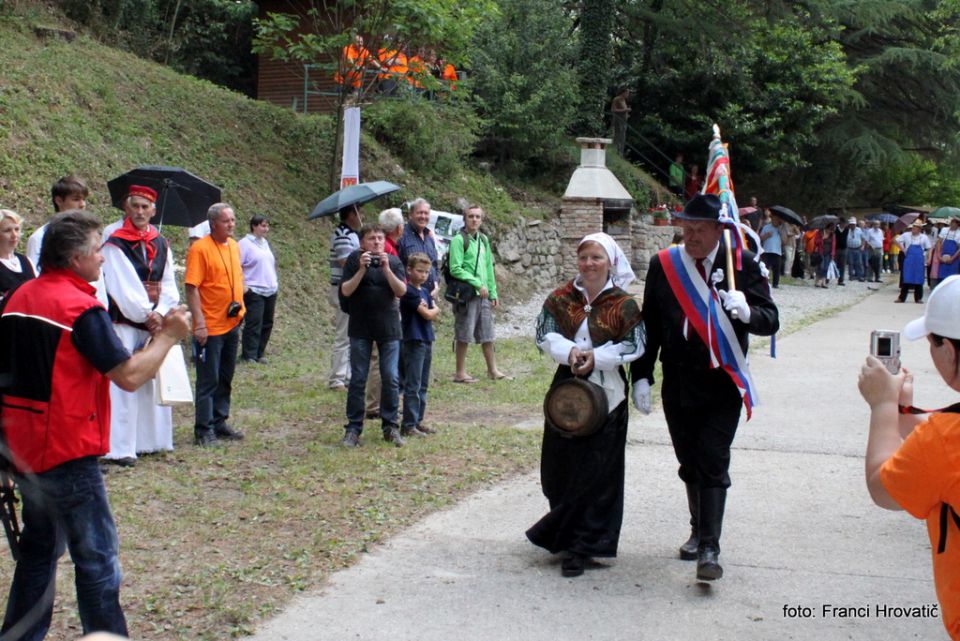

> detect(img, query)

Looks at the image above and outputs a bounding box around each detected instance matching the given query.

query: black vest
[104,235,169,329]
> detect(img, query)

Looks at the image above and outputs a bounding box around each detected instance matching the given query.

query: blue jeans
[847,248,863,279]
[194,326,239,437]
[401,340,433,430]
[2,457,127,641]
[346,338,399,434]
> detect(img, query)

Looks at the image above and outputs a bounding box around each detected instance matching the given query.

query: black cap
[673,193,722,221]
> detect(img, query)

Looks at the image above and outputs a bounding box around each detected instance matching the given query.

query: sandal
[489,373,514,381]
[452,376,478,384]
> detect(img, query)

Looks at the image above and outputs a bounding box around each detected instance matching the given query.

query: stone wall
[492,213,680,292]
[494,217,564,289]
[630,219,681,285]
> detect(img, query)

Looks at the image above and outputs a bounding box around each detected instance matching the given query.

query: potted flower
[653,205,670,226]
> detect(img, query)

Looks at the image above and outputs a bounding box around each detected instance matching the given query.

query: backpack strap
[938,503,960,554]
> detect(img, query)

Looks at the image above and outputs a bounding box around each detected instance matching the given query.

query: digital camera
[226,301,242,318]
[369,256,382,268]
[870,330,900,374]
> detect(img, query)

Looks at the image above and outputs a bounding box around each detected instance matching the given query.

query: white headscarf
[577,232,636,289]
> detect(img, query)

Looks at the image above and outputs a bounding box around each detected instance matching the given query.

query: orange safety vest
[408,55,426,87]
[334,44,369,88]
[442,63,458,90]
[378,49,408,82]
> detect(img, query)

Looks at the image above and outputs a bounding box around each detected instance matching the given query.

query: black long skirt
[525,367,628,558]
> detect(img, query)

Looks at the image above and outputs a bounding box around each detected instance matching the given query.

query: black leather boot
[679,483,699,561]
[696,487,727,581]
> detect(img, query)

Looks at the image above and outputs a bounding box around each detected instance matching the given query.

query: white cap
[904,275,960,340]
[847,216,856,224]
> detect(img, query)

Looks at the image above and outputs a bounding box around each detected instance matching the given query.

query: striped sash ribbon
[659,246,758,419]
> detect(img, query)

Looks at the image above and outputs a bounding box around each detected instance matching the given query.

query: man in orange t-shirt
[859,274,960,640]
[334,34,371,92]
[185,203,246,447]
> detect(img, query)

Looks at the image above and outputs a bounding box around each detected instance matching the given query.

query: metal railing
[609,112,678,191]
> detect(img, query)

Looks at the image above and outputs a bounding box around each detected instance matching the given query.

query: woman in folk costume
[527,232,645,577]
[896,220,931,304]
[101,185,179,466]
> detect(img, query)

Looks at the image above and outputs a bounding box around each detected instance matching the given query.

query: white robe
[102,240,179,458]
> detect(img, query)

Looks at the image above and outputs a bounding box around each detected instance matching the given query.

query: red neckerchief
[110,216,160,262]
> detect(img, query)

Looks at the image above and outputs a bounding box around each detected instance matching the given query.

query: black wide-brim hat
[673,193,722,221]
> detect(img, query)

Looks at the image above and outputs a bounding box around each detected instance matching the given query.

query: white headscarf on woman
[577,232,636,289]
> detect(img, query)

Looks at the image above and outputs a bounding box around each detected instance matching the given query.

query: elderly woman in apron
[896,220,931,303]
[528,233,646,578]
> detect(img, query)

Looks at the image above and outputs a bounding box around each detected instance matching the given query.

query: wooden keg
[543,377,608,438]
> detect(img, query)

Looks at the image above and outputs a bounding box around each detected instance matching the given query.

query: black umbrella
[809,214,840,229]
[308,181,401,220]
[107,166,222,228]
[769,205,804,228]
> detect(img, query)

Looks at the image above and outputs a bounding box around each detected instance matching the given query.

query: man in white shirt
[864,221,885,283]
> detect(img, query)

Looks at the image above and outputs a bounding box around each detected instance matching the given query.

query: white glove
[718,289,751,323]
[632,379,652,415]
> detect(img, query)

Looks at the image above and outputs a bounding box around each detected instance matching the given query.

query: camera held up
[870,330,900,374]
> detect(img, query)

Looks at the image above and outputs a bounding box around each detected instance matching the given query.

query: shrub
[364,95,479,179]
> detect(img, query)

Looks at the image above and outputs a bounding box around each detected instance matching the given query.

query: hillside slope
[0,14,559,346]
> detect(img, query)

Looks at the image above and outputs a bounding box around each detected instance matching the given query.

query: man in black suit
[632,193,779,581]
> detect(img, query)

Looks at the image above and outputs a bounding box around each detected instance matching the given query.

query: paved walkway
[250,284,949,641]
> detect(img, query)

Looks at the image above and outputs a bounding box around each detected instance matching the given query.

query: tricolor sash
[659,246,759,419]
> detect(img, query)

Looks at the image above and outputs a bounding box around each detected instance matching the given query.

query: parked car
[427,210,464,260]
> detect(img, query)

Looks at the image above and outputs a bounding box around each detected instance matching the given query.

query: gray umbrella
[809,214,841,229]
[308,181,401,220]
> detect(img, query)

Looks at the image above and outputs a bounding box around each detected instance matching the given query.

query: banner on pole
[340,106,361,188]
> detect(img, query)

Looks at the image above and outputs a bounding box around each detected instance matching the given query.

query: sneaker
[383,428,405,448]
[214,424,245,441]
[341,431,360,448]
[400,427,428,438]
[257,357,269,365]
[194,430,221,447]
[416,423,437,434]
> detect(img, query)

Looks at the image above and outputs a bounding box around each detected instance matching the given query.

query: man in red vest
[0,210,190,640]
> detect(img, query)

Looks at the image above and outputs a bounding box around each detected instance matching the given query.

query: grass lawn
[1,326,551,641]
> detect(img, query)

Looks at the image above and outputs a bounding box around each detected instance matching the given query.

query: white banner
[340,106,361,188]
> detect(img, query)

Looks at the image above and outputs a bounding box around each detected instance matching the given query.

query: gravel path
[496,274,896,340]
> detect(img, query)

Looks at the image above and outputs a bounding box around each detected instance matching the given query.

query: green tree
[253,0,496,189]
[252,0,496,103]
[55,0,257,94]
[577,0,615,136]
[610,0,960,210]
[616,0,854,177]
[470,0,580,170]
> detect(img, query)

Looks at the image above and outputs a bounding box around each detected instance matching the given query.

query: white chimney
[563,137,633,205]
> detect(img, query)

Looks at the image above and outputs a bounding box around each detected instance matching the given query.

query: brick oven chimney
[559,137,635,280]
